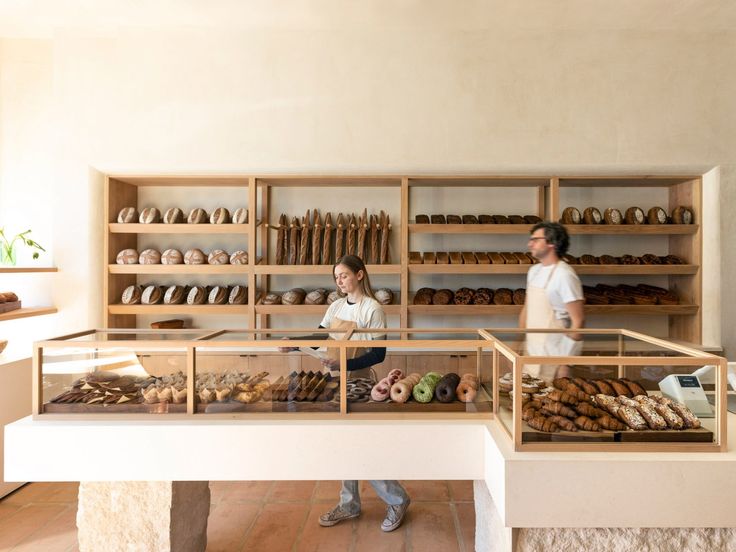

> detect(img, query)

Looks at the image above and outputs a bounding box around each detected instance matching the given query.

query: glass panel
[42,346,187,414]
[63,330,210,342]
[203,329,346,342]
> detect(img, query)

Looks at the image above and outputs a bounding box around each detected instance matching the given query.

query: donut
[435,373,460,403]
[456,383,477,403]
[412,372,442,403]
[371,380,391,402]
[387,369,403,385]
[390,381,412,403]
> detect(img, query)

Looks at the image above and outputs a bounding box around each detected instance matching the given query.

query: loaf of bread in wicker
[184,248,206,265]
[228,285,248,305]
[142,285,163,305]
[208,249,230,265]
[139,207,161,224]
[121,285,142,304]
[163,207,184,224]
[561,207,581,224]
[262,293,282,305]
[161,249,184,265]
[116,249,139,264]
[603,208,623,224]
[583,207,602,224]
[210,207,231,224]
[305,289,327,305]
[117,207,138,223]
[432,289,454,305]
[139,248,161,264]
[164,285,186,305]
[229,250,248,265]
[186,285,207,305]
[232,207,248,224]
[282,288,306,305]
[187,208,208,224]
[375,288,394,305]
[671,206,694,224]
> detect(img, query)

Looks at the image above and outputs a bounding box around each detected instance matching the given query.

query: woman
[281,255,411,532]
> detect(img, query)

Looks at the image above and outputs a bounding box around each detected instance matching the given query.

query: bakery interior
[2,2,736,551]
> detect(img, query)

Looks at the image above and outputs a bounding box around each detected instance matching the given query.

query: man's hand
[320,357,340,370]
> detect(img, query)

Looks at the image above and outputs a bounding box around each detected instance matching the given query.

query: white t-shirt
[320,296,386,341]
[526,261,584,321]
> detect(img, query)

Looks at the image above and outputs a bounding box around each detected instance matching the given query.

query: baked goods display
[366,372,479,404]
[150,319,185,329]
[413,287,525,305]
[583,284,679,305]
[565,253,685,265]
[409,251,536,264]
[116,247,248,266]
[272,209,391,265]
[119,283,248,305]
[0,291,21,314]
[264,287,395,306]
[414,213,541,225]
[560,205,694,225]
[115,206,248,224]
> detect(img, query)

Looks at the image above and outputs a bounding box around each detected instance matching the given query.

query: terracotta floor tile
[448,480,474,503]
[295,504,354,552]
[241,502,309,551]
[353,501,407,552]
[269,480,316,502]
[206,502,260,552]
[11,505,78,552]
[314,480,342,502]
[220,481,274,503]
[455,502,476,552]
[0,503,67,549]
[35,482,79,504]
[400,480,450,502]
[407,502,460,552]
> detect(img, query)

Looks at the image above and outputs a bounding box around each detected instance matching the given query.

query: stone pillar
[77,481,210,552]
[474,480,736,552]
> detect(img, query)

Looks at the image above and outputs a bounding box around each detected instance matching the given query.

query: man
[519,222,584,377]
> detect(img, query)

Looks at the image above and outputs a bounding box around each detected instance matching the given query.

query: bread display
[208,285,229,304]
[228,285,248,305]
[210,207,231,224]
[304,289,327,305]
[184,249,206,265]
[139,207,161,224]
[229,250,248,265]
[187,208,208,224]
[232,207,248,224]
[121,285,142,304]
[447,214,462,224]
[583,207,602,224]
[671,206,694,224]
[493,288,513,305]
[453,287,474,305]
[116,249,139,264]
[282,288,307,305]
[561,207,582,224]
[117,207,138,223]
[647,206,667,225]
[163,285,186,305]
[564,205,692,225]
[375,288,394,305]
[409,250,535,264]
[141,285,163,305]
[413,213,539,224]
[432,289,454,305]
[430,214,446,224]
[603,207,623,224]
[583,283,679,305]
[512,288,526,305]
[139,248,162,265]
[207,249,230,265]
[186,286,207,305]
[262,293,282,305]
[415,214,430,224]
[161,249,183,265]
[163,207,184,224]
[625,206,645,224]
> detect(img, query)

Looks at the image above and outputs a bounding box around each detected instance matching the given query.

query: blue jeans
[338,480,409,514]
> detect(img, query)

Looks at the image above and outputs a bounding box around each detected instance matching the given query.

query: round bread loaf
[603,208,623,225]
[229,250,248,265]
[161,249,183,265]
[116,248,139,264]
[453,287,474,305]
[232,207,248,224]
[512,288,526,305]
[640,253,661,265]
[524,215,542,224]
[139,248,162,264]
[210,207,231,224]
[208,286,229,304]
[208,249,230,265]
[184,248,206,265]
[413,293,433,305]
[305,289,327,305]
[599,254,618,265]
[163,207,184,224]
[492,215,509,224]
[164,285,186,304]
[463,214,479,224]
[282,288,306,305]
[493,288,513,305]
[620,254,640,265]
[473,288,493,305]
[647,206,667,225]
[432,289,454,305]
[671,206,694,224]
[262,293,282,305]
[561,254,578,264]
[561,207,581,224]
[141,285,163,305]
[507,215,525,224]
[579,254,598,265]
[117,207,138,223]
[187,285,207,305]
[139,207,161,224]
[625,207,645,224]
[478,214,494,224]
[583,207,602,224]
[375,288,394,305]
[121,285,142,304]
[187,208,208,224]
[228,285,248,304]
[326,290,344,304]
[446,215,462,224]
[0,292,18,303]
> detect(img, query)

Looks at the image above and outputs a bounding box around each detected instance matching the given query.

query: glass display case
[482,328,727,452]
[34,328,493,418]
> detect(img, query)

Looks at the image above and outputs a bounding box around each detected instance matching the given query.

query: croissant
[541,400,577,418]
[574,415,601,432]
[546,389,579,405]
[522,405,539,421]
[546,415,577,432]
[558,383,591,402]
[527,415,560,433]
[572,377,599,395]
[575,401,607,418]
[596,414,628,431]
[553,377,572,391]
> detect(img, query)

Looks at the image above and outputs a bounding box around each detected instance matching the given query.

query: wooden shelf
[0,267,57,273]
[109,264,252,275]
[565,225,697,235]
[255,264,402,275]
[573,265,699,275]
[408,304,698,316]
[109,223,251,234]
[0,307,57,322]
[256,303,401,316]
[409,264,530,274]
[108,305,250,315]
[409,224,533,234]
[409,264,698,275]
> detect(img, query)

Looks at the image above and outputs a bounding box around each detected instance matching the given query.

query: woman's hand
[278,337,298,353]
[320,357,340,371]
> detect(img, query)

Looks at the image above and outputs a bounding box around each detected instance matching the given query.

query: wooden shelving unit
[0,267,58,273]
[0,307,57,322]
[103,173,703,342]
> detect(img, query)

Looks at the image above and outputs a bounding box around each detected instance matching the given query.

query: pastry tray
[349,386,493,413]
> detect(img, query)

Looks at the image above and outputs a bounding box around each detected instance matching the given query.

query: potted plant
[0,227,46,266]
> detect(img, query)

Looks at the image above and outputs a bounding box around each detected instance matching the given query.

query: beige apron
[524,263,568,380]
[327,317,371,380]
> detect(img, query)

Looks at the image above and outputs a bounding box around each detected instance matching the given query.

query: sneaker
[318,506,360,527]
[381,498,410,532]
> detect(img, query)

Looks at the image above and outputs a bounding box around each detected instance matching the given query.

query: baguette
[322,212,333,264]
[299,211,311,264]
[371,213,381,264]
[380,212,390,264]
[335,213,345,260]
[288,217,300,265]
[357,208,368,260]
[346,214,357,256]
[276,214,287,265]
[312,210,322,265]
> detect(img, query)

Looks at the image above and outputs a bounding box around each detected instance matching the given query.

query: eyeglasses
[528,237,547,242]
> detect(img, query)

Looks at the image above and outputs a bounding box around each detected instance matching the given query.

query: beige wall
[1,12,735,354]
